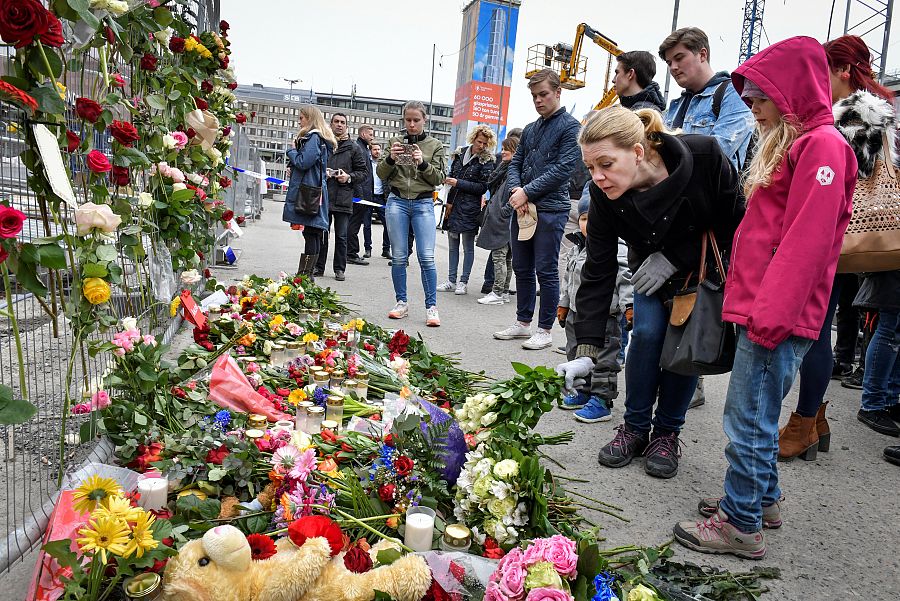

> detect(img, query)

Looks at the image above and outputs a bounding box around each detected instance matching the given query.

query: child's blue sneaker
[561,391,589,410]
[574,397,612,423]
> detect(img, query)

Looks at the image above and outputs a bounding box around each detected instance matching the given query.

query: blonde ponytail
[579,105,669,151]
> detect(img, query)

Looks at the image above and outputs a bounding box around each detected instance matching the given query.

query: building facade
[232,84,453,199]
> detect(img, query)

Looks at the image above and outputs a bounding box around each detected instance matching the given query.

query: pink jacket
[723,37,857,350]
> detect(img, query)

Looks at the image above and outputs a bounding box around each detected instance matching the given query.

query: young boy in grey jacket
[557,195,633,423]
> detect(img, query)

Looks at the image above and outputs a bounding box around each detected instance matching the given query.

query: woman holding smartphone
[376,100,448,326]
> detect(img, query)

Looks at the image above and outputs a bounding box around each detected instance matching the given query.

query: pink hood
[723,37,857,349]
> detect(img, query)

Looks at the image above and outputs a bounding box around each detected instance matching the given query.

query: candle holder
[403,506,436,552]
[136,475,169,512]
[295,401,314,432]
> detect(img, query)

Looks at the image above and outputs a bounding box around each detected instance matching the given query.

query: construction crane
[525,23,623,110]
[738,0,766,63]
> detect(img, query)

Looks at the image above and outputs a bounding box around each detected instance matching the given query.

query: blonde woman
[555,105,743,480]
[437,124,497,295]
[283,105,338,278]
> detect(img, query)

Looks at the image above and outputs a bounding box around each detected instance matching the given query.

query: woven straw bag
[837,131,900,273]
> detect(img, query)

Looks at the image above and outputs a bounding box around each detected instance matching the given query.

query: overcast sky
[221,0,900,129]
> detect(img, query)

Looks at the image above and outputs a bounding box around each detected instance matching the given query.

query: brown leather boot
[816,402,831,453]
[778,412,819,461]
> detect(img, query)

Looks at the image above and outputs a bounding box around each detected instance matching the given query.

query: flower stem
[2,264,28,401]
[35,40,56,84]
[58,329,83,486]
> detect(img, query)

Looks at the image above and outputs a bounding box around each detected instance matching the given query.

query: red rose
[75,97,103,123]
[275,388,290,397]
[186,128,196,139]
[221,209,234,222]
[483,537,505,559]
[0,0,55,49]
[169,36,185,53]
[0,206,25,239]
[236,216,245,225]
[219,20,230,32]
[0,246,8,265]
[383,433,396,447]
[219,176,232,188]
[343,545,373,573]
[197,251,205,260]
[200,341,214,351]
[288,515,343,557]
[205,444,230,465]
[85,150,111,173]
[227,82,238,90]
[140,53,157,71]
[388,330,410,355]
[221,126,232,137]
[109,120,139,146]
[250,111,256,119]
[201,80,213,93]
[378,484,396,503]
[394,455,414,477]
[104,25,115,45]
[246,533,277,560]
[203,268,211,278]
[235,113,247,124]
[194,97,208,110]
[219,56,229,69]
[111,165,130,186]
[41,12,63,47]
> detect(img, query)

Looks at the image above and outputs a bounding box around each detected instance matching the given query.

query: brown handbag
[837,131,900,273]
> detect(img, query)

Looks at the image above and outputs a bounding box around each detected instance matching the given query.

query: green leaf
[82,263,108,278]
[511,361,532,376]
[0,384,36,424]
[207,467,227,481]
[6,253,47,297]
[375,548,402,566]
[133,412,148,426]
[79,420,96,443]
[27,46,62,78]
[146,95,167,111]
[95,245,118,262]
[196,498,221,520]
[168,89,182,101]
[42,540,80,569]
[29,85,66,114]
[153,6,174,27]
[169,188,196,202]
[37,244,66,269]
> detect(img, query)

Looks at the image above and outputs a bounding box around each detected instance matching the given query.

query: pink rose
[142,334,157,347]
[497,548,526,599]
[91,390,110,411]
[74,202,121,235]
[525,588,574,601]
[483,583,507,601]
[522,538,553,566]
[543,535,578,578]
[171,130,188,149]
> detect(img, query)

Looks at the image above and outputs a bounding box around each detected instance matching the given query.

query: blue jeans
[623,291,698,434]
[618,313,629,366]
[385,194,437,308]
[510,210,567,330]
[796,281,841,417]
[719,327,813,533]
[447,231,476,284]
[860,310,900,412]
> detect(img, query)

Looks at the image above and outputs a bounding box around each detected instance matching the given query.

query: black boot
[304,254,318,284]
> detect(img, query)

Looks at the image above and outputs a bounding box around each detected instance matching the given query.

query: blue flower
[313,387,328,407]
[378,444,395,473]
[213,409,231,430]
[592,572,619,601]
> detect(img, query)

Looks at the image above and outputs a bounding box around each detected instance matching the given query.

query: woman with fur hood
[437,125,497,295]
[777,35,900,460]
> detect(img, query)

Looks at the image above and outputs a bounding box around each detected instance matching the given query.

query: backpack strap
[711,81,729,120]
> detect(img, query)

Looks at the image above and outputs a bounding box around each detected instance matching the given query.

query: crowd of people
[281,27,900,561]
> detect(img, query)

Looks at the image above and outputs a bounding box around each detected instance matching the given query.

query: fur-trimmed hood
[833,90,898,178]
[450,144,495,165]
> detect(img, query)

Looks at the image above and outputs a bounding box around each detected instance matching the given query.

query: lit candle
[404,507,435,552]
[137,476,168,512]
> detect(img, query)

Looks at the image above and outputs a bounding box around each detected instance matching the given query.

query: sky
[220,0,900,129]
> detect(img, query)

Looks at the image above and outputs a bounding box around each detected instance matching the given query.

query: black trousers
[373,194,389,252]
[833,273,861,365]
[315,211,350,274]
[347,202,372,259]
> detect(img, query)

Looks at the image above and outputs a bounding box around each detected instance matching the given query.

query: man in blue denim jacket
[660,27,755,171]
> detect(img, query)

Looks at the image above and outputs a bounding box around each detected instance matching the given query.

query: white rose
[180,269,201,285]
[207,147,223,165]
[74,202,122,236]
[162,133,177,150]
[120,317,137,331]
[153,28,172,45]
[187,172,204,185]
[262,340,274,356]
[138,192,153,208]
[172,183,187,192]
[493,459,519,480]
[480,411,498,427]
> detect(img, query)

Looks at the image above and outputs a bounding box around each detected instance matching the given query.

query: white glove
[555,356,594,394]
[632,251,677,296]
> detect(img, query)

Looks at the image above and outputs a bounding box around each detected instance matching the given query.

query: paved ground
[5,200,899,599]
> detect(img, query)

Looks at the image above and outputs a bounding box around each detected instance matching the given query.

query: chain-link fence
[0,0,223,574]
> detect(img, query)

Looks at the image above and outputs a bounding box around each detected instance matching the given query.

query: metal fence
[0,0,223,575]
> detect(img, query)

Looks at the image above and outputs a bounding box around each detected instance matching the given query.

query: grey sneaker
[425,306,441,327]
[388,301,408,320]
[673,509,766,560]
[494,322,531,340]
[643,431,682,479]
[698,497,783,529]
[597,424,648,468]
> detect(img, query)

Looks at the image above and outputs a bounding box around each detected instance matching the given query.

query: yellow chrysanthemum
[342,319,364,331]
[184,37,198,52]
[269,315,285,329]
[302,333,319,344]
[72,475,123,515]
[123,511,158,558]
[287,389,307,406]
[277,285,291,297]
[77,515,130,563]
[55,81,66,99]
[169,296,181,318]
[94,494,142,523]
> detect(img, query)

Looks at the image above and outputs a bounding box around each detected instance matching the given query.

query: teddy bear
[161,520,433,601]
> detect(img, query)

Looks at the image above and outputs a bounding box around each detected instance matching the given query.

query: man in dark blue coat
[347,124,376,265]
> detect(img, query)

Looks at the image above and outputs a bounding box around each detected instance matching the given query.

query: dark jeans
[347,202,373,258]
[795,279,842,417]
[302,228,323,255]
[510,210,567,330]
[315,211,350,274]
[860,310,900,412]
[623,291,698,435]
[373,194,389,253]
[483,259,495,290]
[833,273,860,365]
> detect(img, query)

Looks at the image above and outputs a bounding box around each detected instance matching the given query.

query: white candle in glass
[137,477,168,511]
[403,508,435,552]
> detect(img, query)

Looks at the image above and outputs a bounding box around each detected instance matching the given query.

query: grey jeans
[565,310,622,403]
[491,244,512,295]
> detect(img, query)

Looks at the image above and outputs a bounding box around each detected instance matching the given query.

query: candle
[295,401,314,432]
[404,506,436,552]
[137,476,168,512]
[274,420,294,432]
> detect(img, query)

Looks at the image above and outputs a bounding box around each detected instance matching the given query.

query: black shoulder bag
[292,136,323,216]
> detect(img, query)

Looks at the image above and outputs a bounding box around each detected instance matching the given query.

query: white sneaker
[436,281,455,292]
[501,293,510,303]
[388,301,408,319]
[522,329,553,350]
[493,322,532,340]
[455,282,468,295]
[426,306,441,327]
[477,291,505,305]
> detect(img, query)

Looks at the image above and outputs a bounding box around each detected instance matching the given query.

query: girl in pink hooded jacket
[673,36,857,560]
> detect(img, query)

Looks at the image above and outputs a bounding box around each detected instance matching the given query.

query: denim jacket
[665,72,755,170]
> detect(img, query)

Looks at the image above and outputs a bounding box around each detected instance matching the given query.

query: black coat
[352,137,374,201]
[327,138,368,214]
[444,146,496,234]
[854,270,900,312]
[575,132,744,349]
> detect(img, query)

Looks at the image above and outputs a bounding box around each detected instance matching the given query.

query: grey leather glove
[632,252,677,296]
[555,356,594,394]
